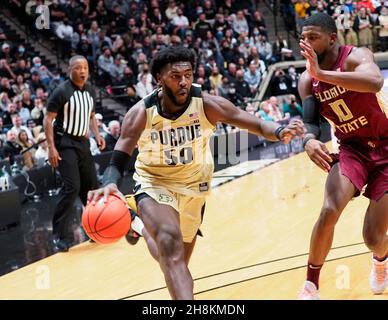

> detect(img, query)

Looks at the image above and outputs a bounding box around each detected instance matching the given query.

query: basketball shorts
[331,141,388,201]
[132,182,206,243]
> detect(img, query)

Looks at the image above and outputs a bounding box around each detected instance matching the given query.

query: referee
[44,55,105,252]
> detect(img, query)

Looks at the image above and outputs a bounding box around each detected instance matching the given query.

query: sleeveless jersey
[133,84,216,197]
[311,45,388,148]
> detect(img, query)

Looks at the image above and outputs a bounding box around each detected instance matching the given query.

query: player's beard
[165,84,190,107]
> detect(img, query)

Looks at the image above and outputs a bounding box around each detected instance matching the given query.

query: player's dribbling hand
[304,139,332,172]
[279,119,306,143]
[87,183,126,205]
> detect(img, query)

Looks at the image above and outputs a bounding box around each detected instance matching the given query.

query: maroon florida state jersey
[311,45,388,148]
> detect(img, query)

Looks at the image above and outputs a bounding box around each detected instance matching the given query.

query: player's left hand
[299,40,321,79]
[96,135,106,150]
[279,119,306,144]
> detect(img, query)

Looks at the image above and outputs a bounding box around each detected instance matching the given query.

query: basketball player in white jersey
[88,47,305,300]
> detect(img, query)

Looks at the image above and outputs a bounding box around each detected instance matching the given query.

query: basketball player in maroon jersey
[297,13,388,299]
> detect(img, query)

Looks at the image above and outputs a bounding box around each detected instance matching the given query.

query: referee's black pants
[53,134,98,240]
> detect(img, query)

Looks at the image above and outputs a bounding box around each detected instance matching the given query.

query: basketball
[82,195,131,244]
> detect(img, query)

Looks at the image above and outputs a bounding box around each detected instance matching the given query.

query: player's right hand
[87,183,126,205]
[48,146,62,168]
[304,139,332,172]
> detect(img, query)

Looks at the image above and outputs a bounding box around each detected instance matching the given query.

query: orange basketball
[82,195,131,244]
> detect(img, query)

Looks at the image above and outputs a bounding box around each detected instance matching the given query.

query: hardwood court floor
[0,147,385,300]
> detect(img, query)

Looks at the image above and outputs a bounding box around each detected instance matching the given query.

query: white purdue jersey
[133,84,216,196]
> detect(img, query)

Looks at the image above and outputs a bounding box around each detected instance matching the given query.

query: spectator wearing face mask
[30,57,53,87]
[49,68,63,93]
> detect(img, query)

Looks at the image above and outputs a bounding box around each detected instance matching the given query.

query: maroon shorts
[330,141,388,201]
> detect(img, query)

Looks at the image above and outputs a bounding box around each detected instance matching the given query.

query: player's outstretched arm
[203,92,305,143]
[87,101,147,204]
[300,41,383,93]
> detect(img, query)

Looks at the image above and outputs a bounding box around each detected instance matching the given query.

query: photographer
[269,67,292,96]
[282,94,303,118]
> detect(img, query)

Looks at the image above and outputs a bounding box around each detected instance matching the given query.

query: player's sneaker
[125,208,143,245]
[298,280,320,300]
[369,257,388,294]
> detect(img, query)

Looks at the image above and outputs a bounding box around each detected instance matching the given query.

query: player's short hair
[303,12,337,34]
[151,46,196,79]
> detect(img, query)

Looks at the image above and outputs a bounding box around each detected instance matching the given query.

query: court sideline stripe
[193,251,370,296]
[118,242,365,300]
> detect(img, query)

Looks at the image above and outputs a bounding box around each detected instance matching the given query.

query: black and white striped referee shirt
[47,80,96,137]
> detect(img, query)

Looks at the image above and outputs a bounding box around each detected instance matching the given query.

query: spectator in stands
[250,10,267,37]
[195,65,211,92]
[30,97,45,126]
[76,35,93,66]
[217,76,230,99]
[294,0,310,33]
[269,68,293,96]
[165,0,179,21]
[11,114,34,142]
[225,62,238,86]
[214,13,230,40]
[104,120,120,152]
[2,129,22,164]
[0,92,11,111]
[0,43,12,64]
[14,96,30,125]
[267,96,285,122]
[48,68,63,93]
[195,13,212,39]
[97,46,114,86]
[0,27,7,42]
[2,102,17,126]
[247,47,267,75]
[26,118,42,140]
[34,133,48,164]
[0,117,7,138]
[282,94,303,118]
[95,113,108,136]
[209,66,223,90]
[287,65,300,96]
[135,72,154,99]
[31,57,53,87]
[0,76,15,98]
[353,6,374,49]
[257,100,275,121]
[14,59,31,80]
[18,129,35,169]
[172,8,190,39]
[21,89,33,112]
[0,60,16,83]
[231,10,249,36]
[12,75,29,96]
[56,17,74,59]
[109,54,125,85]
[235,69,252,99]
[14,43,29,62]
[357,0,375,12]
[272,34,290,63]
[377,6,388,51]
[226,82,245,107]
[28,71,46,95]
[244,61,261,96]
[256,35,273,66]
